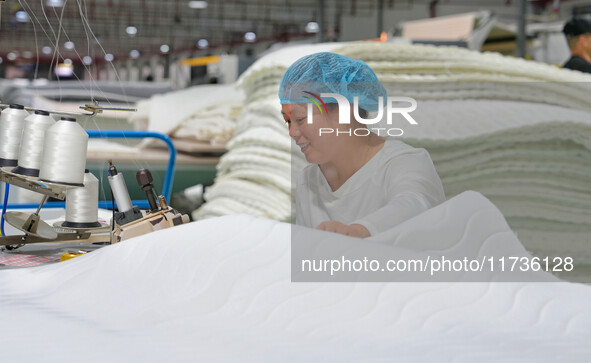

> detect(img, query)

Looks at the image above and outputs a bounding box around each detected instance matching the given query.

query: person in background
[279,52,446,238]
[562,17,591,73]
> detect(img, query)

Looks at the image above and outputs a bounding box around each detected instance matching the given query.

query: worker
[562,17,591,73]
[279,52,446,238]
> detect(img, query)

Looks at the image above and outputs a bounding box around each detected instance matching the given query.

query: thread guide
[4,211,58,240]
[0,102,137,117]
[0,167,77,200]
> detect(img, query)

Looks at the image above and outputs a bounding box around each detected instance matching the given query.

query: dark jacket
[563,55,591,73]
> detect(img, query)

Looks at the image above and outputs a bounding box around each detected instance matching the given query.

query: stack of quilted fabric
[194,42,591,263]
[339,43,591,261]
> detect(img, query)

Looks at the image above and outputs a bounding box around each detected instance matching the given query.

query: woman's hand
[316,221,370,238]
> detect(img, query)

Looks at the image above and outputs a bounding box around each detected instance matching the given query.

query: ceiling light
[46,0,64,7]
[126,26,138,36]
[64,58,73,65]
[42,46,52,55]
[160,44,170,53]
[105,53,114,62]
[82,56,92,65]
[130,49,140,59]
[6,52,17,61]
[55,63,74,77]
[244,32,256,42]
[64,41,75,50]
[305,21,319,33]
[15,11,29,23]
[197,39,209,49]
[188,1,208,9]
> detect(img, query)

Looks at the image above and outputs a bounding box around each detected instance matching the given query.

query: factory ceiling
[0,0,341,66]
[0,0,567,67]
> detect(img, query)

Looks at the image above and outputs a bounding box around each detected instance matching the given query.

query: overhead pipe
[318,0,325,42]
[429,0,439,18]
[334,0,343,41]
[516,0,526,58]
[265,0,271,24]
[377,0,384,37]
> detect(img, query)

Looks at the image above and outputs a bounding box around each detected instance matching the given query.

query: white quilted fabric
[0,192,589,361]
[193,98,302,222]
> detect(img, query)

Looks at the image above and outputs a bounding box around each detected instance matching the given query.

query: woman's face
[281,103,346,164]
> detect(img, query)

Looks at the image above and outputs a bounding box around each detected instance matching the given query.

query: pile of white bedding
[194,42,591,263]
[130,84,243,144]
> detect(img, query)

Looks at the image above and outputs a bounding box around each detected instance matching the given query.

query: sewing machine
[0,103,188,250]
[0,163,189,249]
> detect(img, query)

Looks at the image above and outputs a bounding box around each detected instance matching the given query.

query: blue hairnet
[278,52,387,112]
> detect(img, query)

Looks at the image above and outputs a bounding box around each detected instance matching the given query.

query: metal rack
[0,130,177,211]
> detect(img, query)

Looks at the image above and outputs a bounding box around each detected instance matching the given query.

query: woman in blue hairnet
[279,52,445,237]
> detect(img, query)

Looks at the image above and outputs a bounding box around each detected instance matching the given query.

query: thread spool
[62,170,101,228]
[108,164,133,213]
[39,117,88,186]
[12,110,56,177]
[0,104,30,167]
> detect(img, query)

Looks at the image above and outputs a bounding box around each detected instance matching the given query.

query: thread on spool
[12,110,55,177]
[108,163,133,213]
[0,104,30,167]
[39,117,88,186]
[63,171,101,228]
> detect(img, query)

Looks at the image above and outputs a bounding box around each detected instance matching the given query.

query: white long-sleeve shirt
[296,139,446,236]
